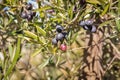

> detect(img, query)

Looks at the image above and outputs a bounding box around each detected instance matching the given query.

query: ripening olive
[56,25,64,33]
[52,38,58,45]
[26,3,32,10]
[60,44,67,51]
[56,33,64,41]
[21,11,28,19]
[90,25,96,33]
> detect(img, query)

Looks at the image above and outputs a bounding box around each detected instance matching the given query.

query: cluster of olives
[20,3,36,21]
[52,25,67,51]
[79,20,96,32]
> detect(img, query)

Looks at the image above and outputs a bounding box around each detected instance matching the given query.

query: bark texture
[80,30,104,80]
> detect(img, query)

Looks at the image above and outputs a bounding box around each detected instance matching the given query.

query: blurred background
[0,0,120,80]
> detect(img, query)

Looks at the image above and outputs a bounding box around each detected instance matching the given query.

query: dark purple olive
[52,38,58,45]
[90,25,96,32]
[3,6,10,12]
[32,12,36,16]
[26,3,32,10]
[21,11,27,19]
[15,30,23,34]
[26,11,34,21]
[28,11,36,16]
[27,10,33,15]
[27,14,33,21]
[56,33,64,40]
[62,32,68,38]
[73,6,77,12]
[56,25,64,33]
[79,21,85,26]
[79,0,86,7]
[85,20,93,26]
[83,25,89,30]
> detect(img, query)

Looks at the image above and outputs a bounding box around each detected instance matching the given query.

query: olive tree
[0,0,120,80]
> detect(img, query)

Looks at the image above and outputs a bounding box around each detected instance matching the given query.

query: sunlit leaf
[86,0,100,4]
[31,48,43,57]
[5,38,21,79]
[36,25,46,36]
[101,3,110,16]
[23,30,37,39]
[58,13,66,19]
[115,18,120,32]
[38,58,50,69]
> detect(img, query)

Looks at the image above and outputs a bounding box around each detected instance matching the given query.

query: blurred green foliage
[0,0,120,80]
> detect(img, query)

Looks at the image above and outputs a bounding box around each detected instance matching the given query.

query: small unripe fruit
[26,3,32,10]
[56,33,64,41]
[60,44,67,51]
[52,38,58,45]
[56,25,63,33]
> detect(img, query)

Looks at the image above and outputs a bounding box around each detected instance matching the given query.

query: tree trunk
[80,30,104,80]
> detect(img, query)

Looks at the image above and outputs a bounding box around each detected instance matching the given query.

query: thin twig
[108,39,120,59]
[104,56,116,75]
[103,39,120,74]
[68,46,89,52]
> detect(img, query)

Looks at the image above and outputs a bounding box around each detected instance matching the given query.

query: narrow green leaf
[23,30,37,39]
[118,0,120,15]
[5,38,21,79]
[38,58,50,69]
[58,13,66,19]
[115,19,120,31]
[101,4,110,16]
[18,35,45,44]
[68,5,74,20]
[71,32,78,43]
[36,25,46,36]
[98,0,106,4]
[31,48,43,57]
[99,20,114,28]
[8,44,13,61]
[86,0,100,4]
[37,6,51,12]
